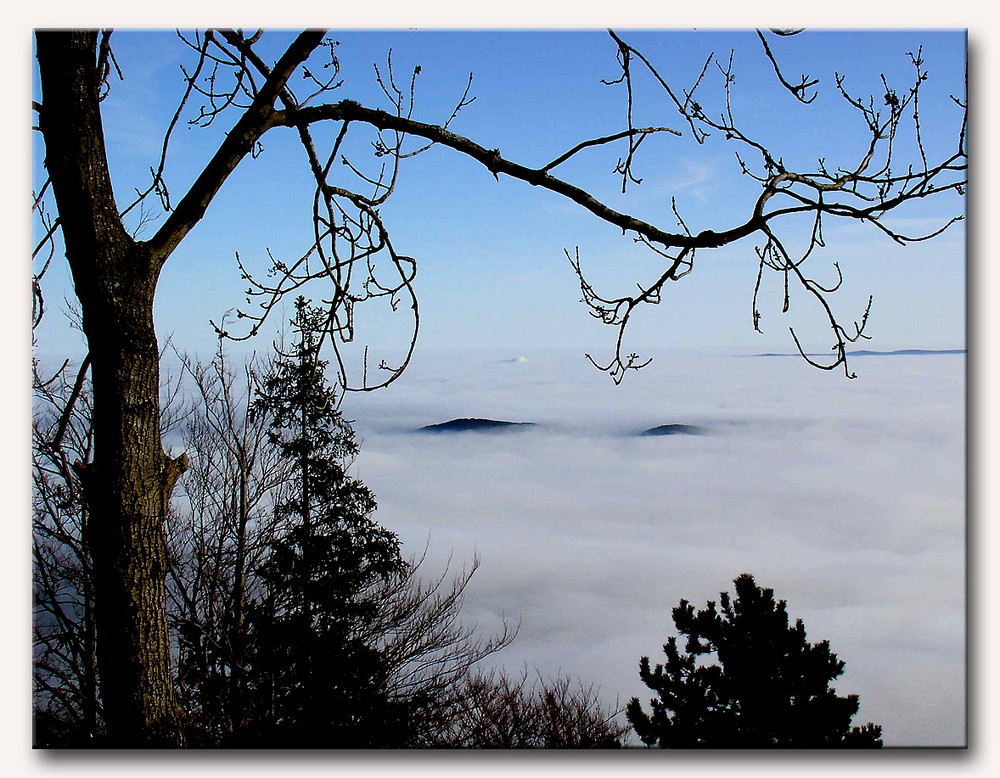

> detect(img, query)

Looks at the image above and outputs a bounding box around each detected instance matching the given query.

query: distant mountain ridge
[415,418,710,437]
[416,418,537,434]
[752,348,966,358]
[640,424,704,437]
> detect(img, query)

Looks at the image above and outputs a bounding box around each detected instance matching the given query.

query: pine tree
[626,573,883,748]
[242,297,409,747]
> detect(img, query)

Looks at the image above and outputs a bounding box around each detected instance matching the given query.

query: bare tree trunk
[36,31,184,747]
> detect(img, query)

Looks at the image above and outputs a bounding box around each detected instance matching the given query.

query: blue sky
[31,29,966,369]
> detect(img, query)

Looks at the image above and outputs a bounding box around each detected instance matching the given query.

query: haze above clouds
[343,347,965,747]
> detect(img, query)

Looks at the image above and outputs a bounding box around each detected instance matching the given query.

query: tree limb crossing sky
[31,29,966,366]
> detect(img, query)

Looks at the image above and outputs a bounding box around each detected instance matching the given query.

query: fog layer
[343,348,965,747]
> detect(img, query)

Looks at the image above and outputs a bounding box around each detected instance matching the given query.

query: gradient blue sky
[31,28,966,369]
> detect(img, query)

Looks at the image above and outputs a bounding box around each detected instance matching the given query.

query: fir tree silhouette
[626,573,882,748]
[242,297,409,747]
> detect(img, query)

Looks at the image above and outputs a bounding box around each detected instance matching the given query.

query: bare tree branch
[147,30,328,263]
[755,29,819,104]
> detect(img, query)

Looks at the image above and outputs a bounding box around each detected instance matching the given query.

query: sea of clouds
[342,346,965,747]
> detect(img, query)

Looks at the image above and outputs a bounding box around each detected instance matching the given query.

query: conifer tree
[626,573,883,748]
[243,297,409,746]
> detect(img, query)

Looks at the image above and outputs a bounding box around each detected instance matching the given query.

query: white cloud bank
[343,347,965,747]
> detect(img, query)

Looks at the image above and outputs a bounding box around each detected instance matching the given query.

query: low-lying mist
[342,347,965,746]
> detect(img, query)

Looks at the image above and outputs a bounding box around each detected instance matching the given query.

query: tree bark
[36,31,185,746]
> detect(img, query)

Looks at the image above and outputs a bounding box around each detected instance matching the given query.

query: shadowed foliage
[431,668,629,748]
[235,298,410,746]
[626,573,882,748]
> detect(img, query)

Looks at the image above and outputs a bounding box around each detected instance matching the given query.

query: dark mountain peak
[640,424,704,437]
[417,418,537,434]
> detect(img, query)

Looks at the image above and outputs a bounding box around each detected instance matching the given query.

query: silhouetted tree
[32,341,185,746]
[239,298,409,746]
[165,337,520,745]
[360,550,517,745]
[432,668,629,748]
[32,356,100,746]
[626,573,882,748]
[166,340,291,744]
